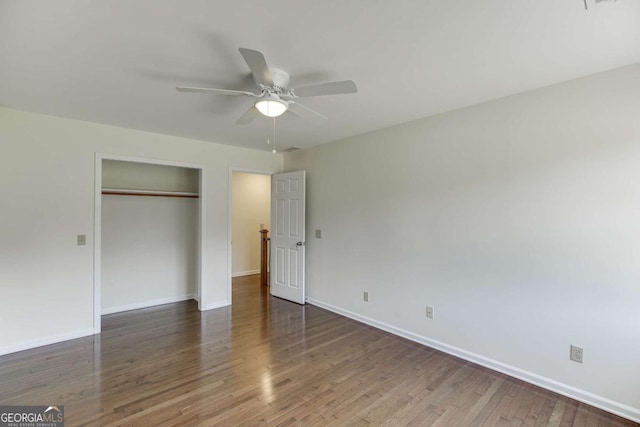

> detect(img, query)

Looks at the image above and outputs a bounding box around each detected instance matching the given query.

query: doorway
[229,169,272,304]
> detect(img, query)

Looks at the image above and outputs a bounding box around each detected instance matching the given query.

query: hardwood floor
[0,275,636,426]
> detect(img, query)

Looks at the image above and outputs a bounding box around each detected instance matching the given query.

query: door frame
[227,167,274,305]
[94,153,206,333]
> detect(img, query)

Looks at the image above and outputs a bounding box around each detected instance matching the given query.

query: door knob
[296,241,306,246]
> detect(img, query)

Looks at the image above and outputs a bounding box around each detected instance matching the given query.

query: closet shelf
[102,188,199,198]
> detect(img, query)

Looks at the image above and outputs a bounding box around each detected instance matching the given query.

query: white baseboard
[306,297,640,424]
[0,328,95,357]
[200,300,230,311]
[102,294,195,315]
[232,269,260,278]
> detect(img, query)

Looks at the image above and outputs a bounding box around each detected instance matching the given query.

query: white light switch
[315,229,322,238]
[77,235,86,246]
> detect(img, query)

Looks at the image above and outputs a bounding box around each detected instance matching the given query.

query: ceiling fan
[177,48,358,125]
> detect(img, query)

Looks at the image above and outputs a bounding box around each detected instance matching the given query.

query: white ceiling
[1,0,639,151]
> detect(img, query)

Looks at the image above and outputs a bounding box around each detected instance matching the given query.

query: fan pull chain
[272,117,277,154]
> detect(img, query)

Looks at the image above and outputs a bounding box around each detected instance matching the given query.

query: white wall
[0,107,282,355]
[232,172,271,277]
[284,64,640,420]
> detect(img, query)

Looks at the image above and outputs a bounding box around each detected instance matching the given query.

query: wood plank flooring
[0,274,636,426]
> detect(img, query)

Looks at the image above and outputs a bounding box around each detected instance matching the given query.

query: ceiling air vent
[281,146,303,153]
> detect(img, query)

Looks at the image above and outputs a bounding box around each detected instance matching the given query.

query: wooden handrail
[260,229,269,287]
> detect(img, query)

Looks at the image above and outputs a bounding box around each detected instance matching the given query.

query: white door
[270,171,305,304]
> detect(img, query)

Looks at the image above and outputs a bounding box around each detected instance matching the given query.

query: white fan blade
[239,48,273,87]
[292,80,357,97]
[288,101,328,120]
[176,86,255,96]
[236,105,260,125]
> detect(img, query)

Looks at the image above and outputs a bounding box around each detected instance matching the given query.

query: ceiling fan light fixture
[255,95,288,117]
[177,48,357,125]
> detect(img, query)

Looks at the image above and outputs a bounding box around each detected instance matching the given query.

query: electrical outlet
[315,229,322,238]
[426,306,434,319]
[77,235,86,246]
[570,345,583,363]
[363,292,368,302]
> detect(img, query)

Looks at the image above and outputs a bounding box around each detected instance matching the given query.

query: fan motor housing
[265,68,290,93]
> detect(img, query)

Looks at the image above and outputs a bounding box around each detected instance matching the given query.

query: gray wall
[285,64,640,419]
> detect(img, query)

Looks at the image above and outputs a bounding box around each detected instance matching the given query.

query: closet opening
[94,155,205,333]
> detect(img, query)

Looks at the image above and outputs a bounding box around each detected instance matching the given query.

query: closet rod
[102,188,199,198]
